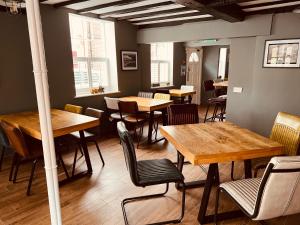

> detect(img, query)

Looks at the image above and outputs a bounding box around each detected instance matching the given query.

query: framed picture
[121,50,138,70]
[263,39,300,68]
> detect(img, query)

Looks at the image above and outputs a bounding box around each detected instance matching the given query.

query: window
[69,14,118,97]
[218,48,229,80]
[151,42,173,87]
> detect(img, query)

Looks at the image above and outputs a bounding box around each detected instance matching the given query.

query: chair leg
[93,141,105,166]
[136,123,144,149]
[71,147,79,176]
[231,161,235,181]
[13,156,21,183]
[9,153,17,181]
[214,187,221,225]
[57,152,69,179]
[204,104,210,123]
[121,182,185,225]
[27,159,38,196]
[0,146,5,171]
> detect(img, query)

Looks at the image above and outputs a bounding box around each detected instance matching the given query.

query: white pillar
[25,0,62,224]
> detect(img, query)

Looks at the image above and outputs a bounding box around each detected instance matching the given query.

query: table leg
[188,95,192,104]
[244,159,252,178]
[79,130,93,174]
[147,111,154,144]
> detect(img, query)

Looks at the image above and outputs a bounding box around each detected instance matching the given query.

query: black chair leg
[136,124,144,149]
[121,182,185,225]
[71,147,79,176]
[214,187,221,225]
[93,141,105,166]
[9,153,17,181]
[204,104,210,123]
[27,159,38,196]
[231,161,235,181]
[13,156,21,183]
[57,152,69,179]
[0,146,5,171]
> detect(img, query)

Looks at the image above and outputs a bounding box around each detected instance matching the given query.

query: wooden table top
[169,89,196,97]
[120,96,173,112]
[213,80,228,87]
[160,122,284,165]
[0,109,99,140]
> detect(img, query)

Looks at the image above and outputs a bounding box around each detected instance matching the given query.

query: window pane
[91,61,109,88]
[73,61,89,89]
[160,62,169,83]
[151,62,159,84]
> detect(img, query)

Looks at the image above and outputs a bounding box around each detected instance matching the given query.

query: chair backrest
[104,97,119,111]
[84,108,104,135]
[118,101,139,117]
[154,93,171,101]
[270,112,300,156]
[138,91,153,98]
[168,104,199,125]
[0,121,29,157]
[64,104,83,114]
[181,85,194,92]
[0,124,10,148]
[203,80,215,92]
[117,121,139,185]
[253,156,300,220]
[155,89,169,94]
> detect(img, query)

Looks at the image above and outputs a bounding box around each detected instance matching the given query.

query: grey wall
[0,5,141,115]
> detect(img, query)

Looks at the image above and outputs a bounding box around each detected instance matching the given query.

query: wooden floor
[0,108,299,225]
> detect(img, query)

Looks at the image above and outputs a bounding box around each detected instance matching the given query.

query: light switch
[233,87,243,93]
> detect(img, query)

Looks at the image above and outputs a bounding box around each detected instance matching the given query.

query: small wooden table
[160,122,284,224]
[120,96,173,144]
[213,80,228,87]
[0,109,100,183]
[169,89,196,103]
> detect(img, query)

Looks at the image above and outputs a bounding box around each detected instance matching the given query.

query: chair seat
[220,178,261,216]
[109,112,122,121]
[137,159,184,186]
[124,114,147,123]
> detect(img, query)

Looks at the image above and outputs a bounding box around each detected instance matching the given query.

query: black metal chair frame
[117,122,186,225]
[215,164,300,224]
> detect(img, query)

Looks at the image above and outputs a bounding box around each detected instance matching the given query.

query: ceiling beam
[171,0,245,22]
[78,0,145,13]
[98,1,175,18]
[242,0,300,11]
[117,7,192,20]
[138,16,215,29]
[54,0,90,8]
[246,4,300,15]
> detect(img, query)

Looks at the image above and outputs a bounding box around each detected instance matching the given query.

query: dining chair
[70,107,105,176]
[0,125,10,171]
[0,120,69,195]
[154,93,171,101]
[64,104,83,114]
[138,91,153,98]
[231,112,300,180]
[117,121,186,225]
[215,156,300,224]
[104,97,126,121]
[118,101,147,148]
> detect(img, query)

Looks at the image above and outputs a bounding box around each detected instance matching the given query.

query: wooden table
[160,122,284,224]
[0,109,100,183]
[169,89,196,103]
[213,80,228,87]
[120,96,173,144]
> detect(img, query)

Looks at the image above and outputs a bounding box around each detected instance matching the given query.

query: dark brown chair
[0,121,68,195]
[167,104,199,125]
[0,125,10,171]
[118,101,147,148]
[70,108,105,175]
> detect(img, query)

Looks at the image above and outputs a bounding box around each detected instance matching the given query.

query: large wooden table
[160,122,284,224]
[0,109,100,182]
[120,96,173,144]
[169,89,196,103]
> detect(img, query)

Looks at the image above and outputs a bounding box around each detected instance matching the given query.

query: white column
[25,0,62,224]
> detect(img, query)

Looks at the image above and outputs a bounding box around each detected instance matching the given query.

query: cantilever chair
[0,125,10,171]
[231,112,300,180]
[117,121,185,225]
[64,104,83,114]
[216,156,300,224]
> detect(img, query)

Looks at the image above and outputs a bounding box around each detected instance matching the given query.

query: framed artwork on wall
[263,39,300,68]
[121,50,138,70]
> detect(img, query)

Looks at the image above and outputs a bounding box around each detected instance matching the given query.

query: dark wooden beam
[78,0,145,13]
[54,0,90,8]
[138,16,215,29]
[134,11,210,23]
[246,4,300,15]
[99,1,174,18]
[242,0,300,10]
[117,7,193,20]
[171,0,245,22]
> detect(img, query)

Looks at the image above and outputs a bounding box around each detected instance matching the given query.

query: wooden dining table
[169,89,196,103]
[0,109,100,184]
[120,96,173,144]
[160,122,284,224]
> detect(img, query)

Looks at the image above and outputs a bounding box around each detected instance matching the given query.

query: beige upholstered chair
[64,104,83,114]
[216,156,300,224]
[104,97,125,121]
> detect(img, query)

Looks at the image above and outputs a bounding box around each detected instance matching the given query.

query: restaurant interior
[0,0,300,224]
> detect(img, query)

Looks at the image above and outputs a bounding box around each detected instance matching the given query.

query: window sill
[74,91,120,99]
[151,85,175,90]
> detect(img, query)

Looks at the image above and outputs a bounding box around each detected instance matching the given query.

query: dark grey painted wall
[227,13,300,136]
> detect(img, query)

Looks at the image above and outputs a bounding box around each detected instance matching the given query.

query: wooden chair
[117,121,185,225]
[64,104,83,114]
[104,97,127,121]
[138,91,153,98]
[70,108,105,175]
[216,156,300,224]
[0,125,10,171]
[231,112,300,180]
[118,101,147,148]
[154,93,171,101]
[0,120,68,195]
